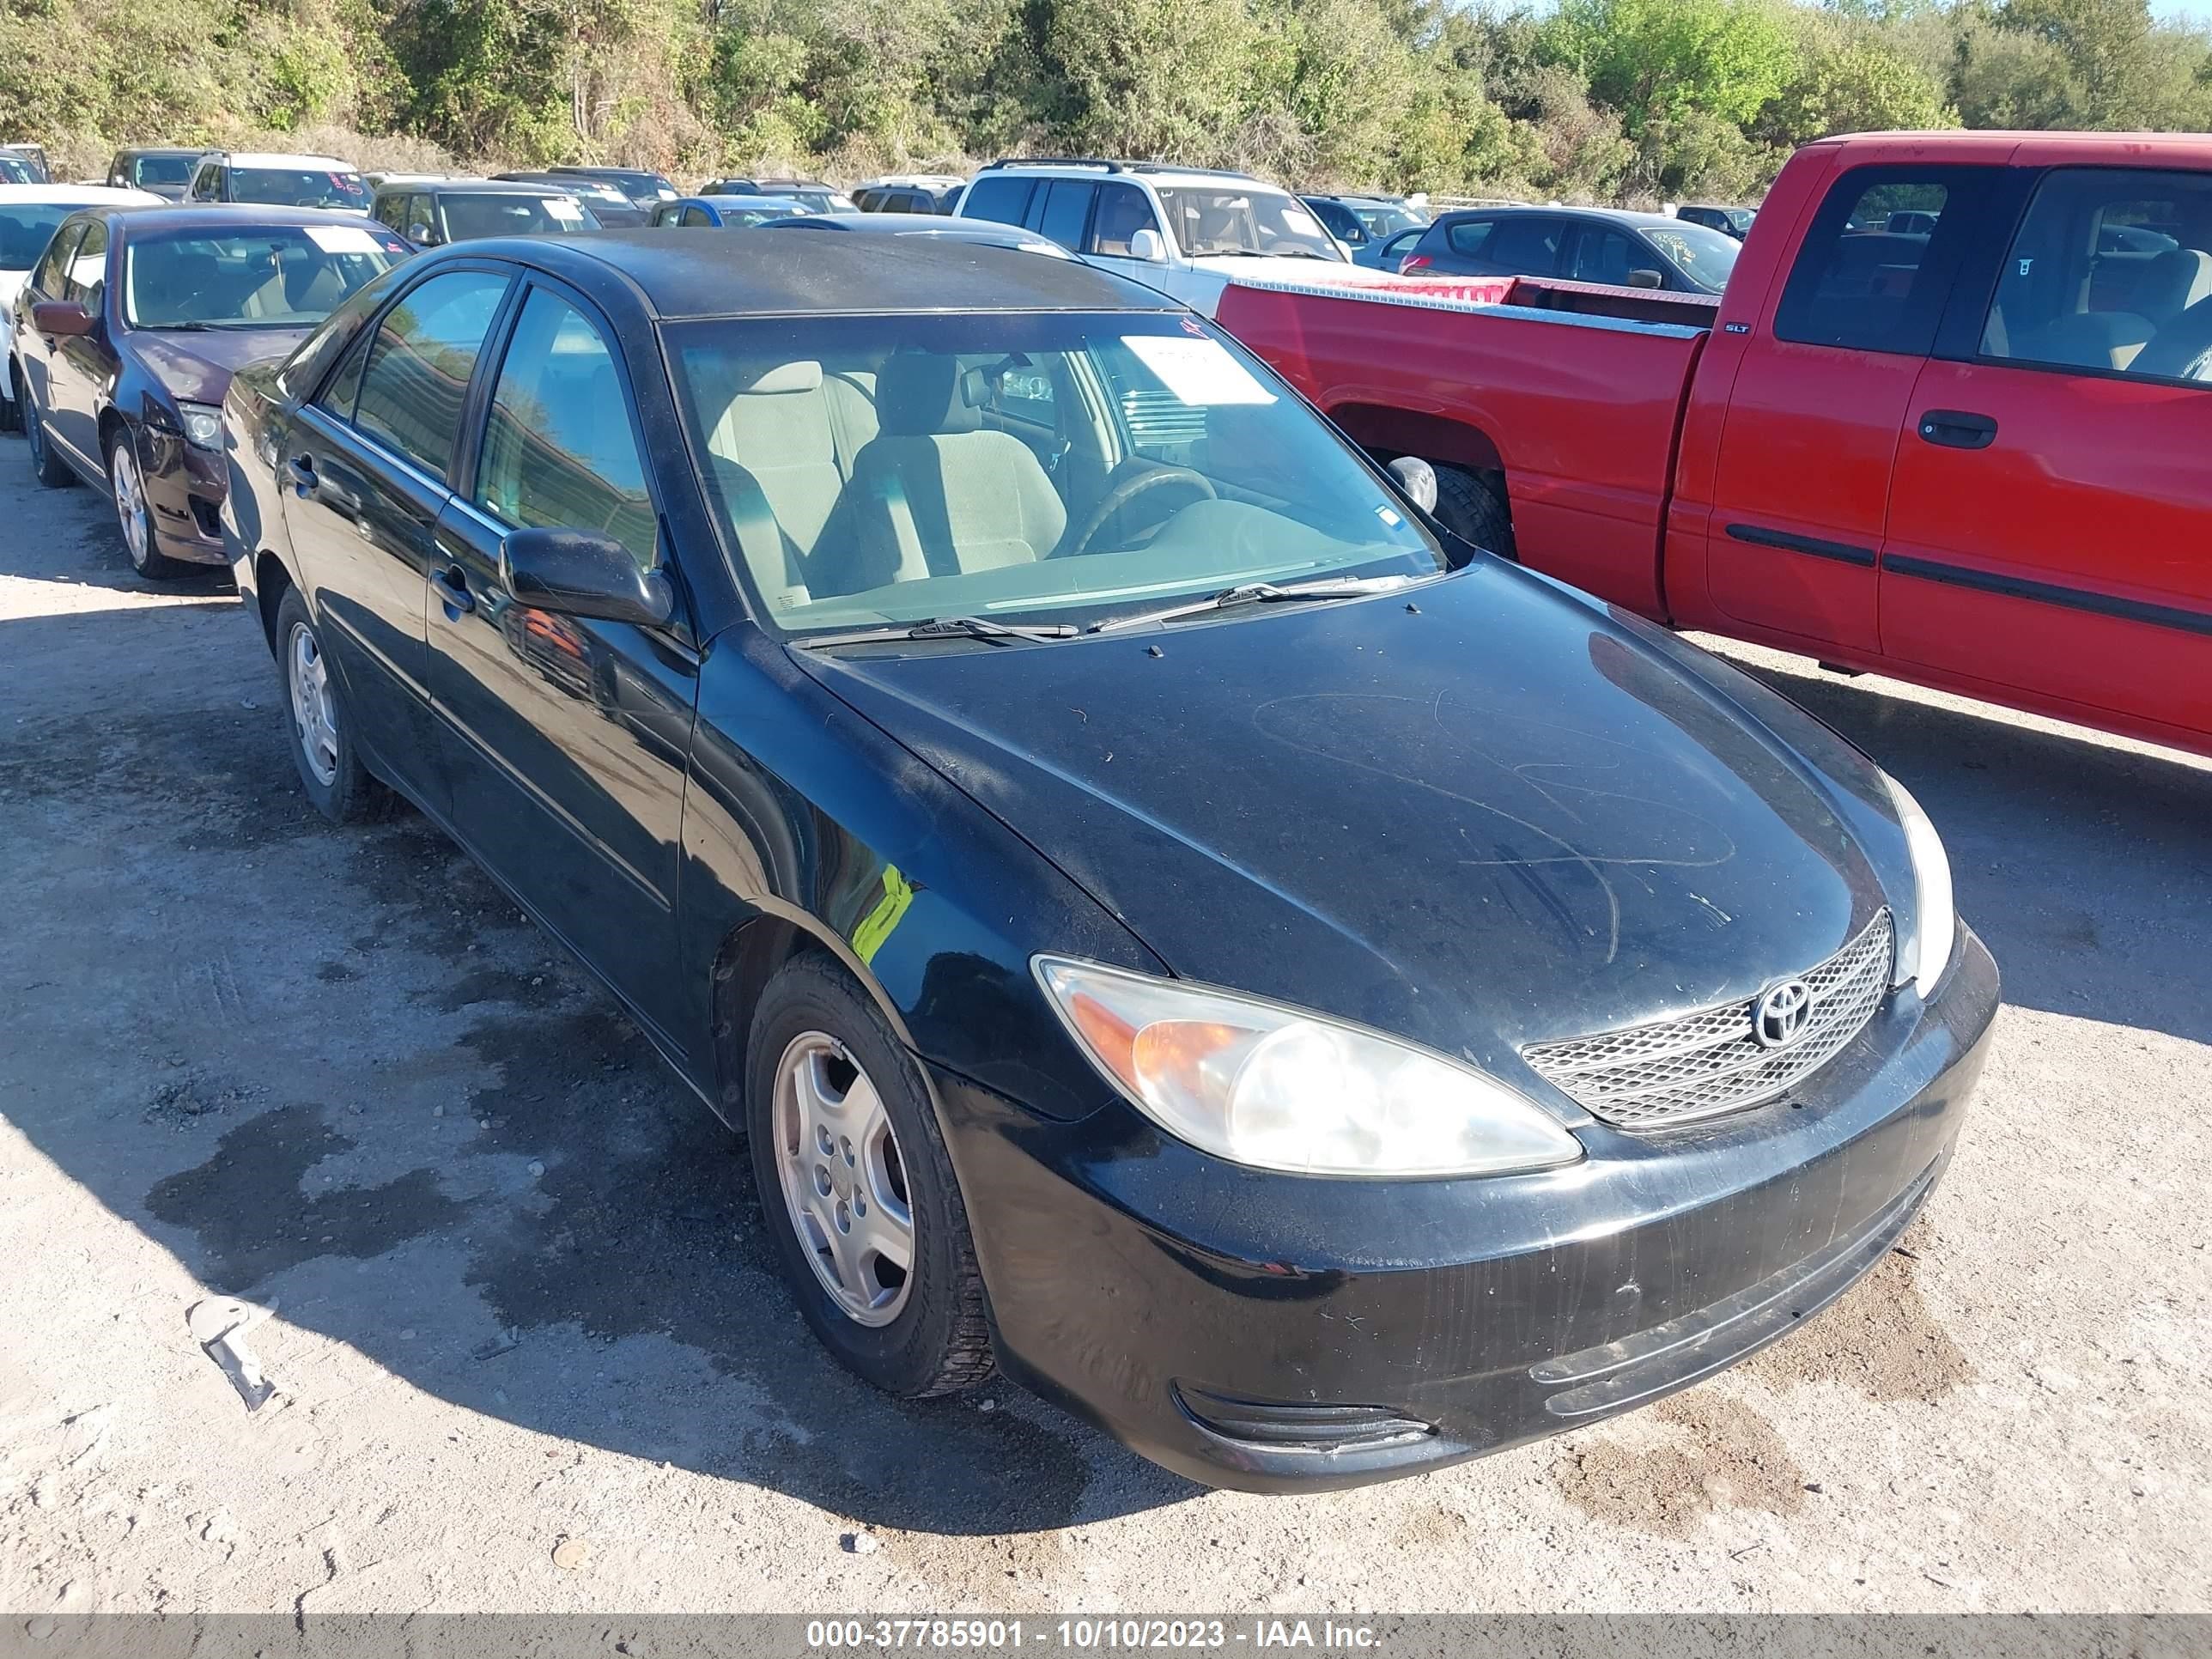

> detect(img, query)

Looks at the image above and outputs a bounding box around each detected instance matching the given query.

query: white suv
[952,159,1350,314]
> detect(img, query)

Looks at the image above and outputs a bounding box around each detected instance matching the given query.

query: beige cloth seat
[807,353,1066,599]
[699,361,878,611]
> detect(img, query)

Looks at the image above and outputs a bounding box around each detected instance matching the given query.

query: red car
[1218,131,2212,759]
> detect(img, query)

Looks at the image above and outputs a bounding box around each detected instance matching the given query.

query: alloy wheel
[286,621,340,788]
[771,1031,915,1327]
[111,441,150,569]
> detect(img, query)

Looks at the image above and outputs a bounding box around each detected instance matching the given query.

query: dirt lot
[0,440,2206,1618]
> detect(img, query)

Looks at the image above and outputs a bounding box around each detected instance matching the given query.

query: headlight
[1034,957,1583,1179]
[1883,775,1955,1000]
[179,402,223,451]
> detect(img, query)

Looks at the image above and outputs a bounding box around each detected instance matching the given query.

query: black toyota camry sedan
[221,232,1998,1492]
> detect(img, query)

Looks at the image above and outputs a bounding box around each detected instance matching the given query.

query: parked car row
[1,137,1995,1505]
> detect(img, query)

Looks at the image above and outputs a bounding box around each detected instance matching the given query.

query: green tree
[1537,0,1803,134]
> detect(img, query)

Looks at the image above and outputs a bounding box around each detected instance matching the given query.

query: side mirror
[409,223,440,246]
[1127,228,1167,263]
[31,301,94,338]
[1626,268,1665,289]
[501,526,675,629]
[1386,455,1438,514]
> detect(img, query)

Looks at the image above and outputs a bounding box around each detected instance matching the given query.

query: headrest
[2137,248,2212,324]
[743,360,823,395]
[877,352,982,435]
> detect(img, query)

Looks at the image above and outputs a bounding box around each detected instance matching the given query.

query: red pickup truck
[1218,131,2212,759]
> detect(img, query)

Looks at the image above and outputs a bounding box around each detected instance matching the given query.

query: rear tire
[274,586,391,823]
[1433,464,1515,559]
[22,380,74,489]
[746,952,995,1399]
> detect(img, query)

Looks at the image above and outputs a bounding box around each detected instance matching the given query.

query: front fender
[678,623,1164,1125]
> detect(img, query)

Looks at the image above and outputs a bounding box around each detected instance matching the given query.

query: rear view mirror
[501,527,675,629]
[1386,455,1438,514]
[1626,268,1665,289]
[1127,228,1166,263]
[31,301,94,337]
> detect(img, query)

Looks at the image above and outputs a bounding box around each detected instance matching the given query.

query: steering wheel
[1058,465,1217,557]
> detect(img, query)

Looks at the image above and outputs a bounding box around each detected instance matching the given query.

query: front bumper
[929,927,1999,1492]
[137,424,230,566]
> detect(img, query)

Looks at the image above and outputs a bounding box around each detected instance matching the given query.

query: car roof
[0,184,161,206]
[691,195,812,210]
[114,147,204,159]
[1439,204,1684,230]
[214,153,360,170]
[89,204,392,235]
[773,212,1060,243]
[383,179,581,196]
[976,160,1286,191]
[428,229,1175,318]
[552,165,668,178]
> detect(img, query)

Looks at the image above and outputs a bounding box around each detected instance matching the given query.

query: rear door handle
[1917,410,1998,450]
[431,566,476,617]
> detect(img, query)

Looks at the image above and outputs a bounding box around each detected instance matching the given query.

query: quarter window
[1773,166,1995,356]
[1979,167,2212,384]
[1446,219,1496,258]
[475,289,657,569]
[338,269,509,478]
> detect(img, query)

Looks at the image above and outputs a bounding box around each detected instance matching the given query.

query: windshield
[1154,187,1344,261]
[667,311,1444,635]
[0,205,71,272]
[124,225,410,329]
[441,192,598,238]
[133,155,197,188]
[720,204,799,227]
[1641,222,1740,293]
[230,167,370,210]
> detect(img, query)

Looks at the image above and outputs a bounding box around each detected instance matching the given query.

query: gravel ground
[0,439,2205,1618]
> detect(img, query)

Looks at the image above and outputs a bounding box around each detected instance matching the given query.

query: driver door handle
[431,566,476,617]
[287,454,319,495]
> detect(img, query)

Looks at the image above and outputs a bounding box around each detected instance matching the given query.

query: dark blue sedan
[220,230,1996,1491]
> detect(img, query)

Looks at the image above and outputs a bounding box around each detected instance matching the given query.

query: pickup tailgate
[1216,276,1711,617]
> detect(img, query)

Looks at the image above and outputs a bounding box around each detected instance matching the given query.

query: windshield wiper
[1087,574,1419,635]
[1263,247,1336,260]
[793,616,1082,650]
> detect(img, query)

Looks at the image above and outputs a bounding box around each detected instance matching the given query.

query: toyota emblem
[1753,979,1814,1048]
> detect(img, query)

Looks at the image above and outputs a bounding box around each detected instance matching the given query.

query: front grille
[1172,1383,1433,1453]
[1522,910,1893,1130]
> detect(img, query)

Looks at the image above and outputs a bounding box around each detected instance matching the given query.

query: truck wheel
[1433,465,1515,560]
[746,952,995,1399]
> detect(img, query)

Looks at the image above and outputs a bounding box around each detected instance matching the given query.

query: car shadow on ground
[1730,653,2212,1049]
[0,587,1196,1539]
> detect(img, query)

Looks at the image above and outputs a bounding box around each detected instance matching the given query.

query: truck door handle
[432,566,476,617]
[1917,410,1997,450]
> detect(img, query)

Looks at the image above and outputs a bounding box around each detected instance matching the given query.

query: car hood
[131,327,310,404]
[795,562,1911,1079]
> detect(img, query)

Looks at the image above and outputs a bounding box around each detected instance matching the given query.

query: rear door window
[340,268,511,479]
[1036,181,1096,249]
[1774,165,1998,356]
[1978,167,2212,383]
[1481,216,1565,276]
[960,176,1034,228]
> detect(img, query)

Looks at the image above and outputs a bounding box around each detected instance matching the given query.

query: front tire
[274,586,389,823]
[108,426,188,580]
[746,953,994,1398]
